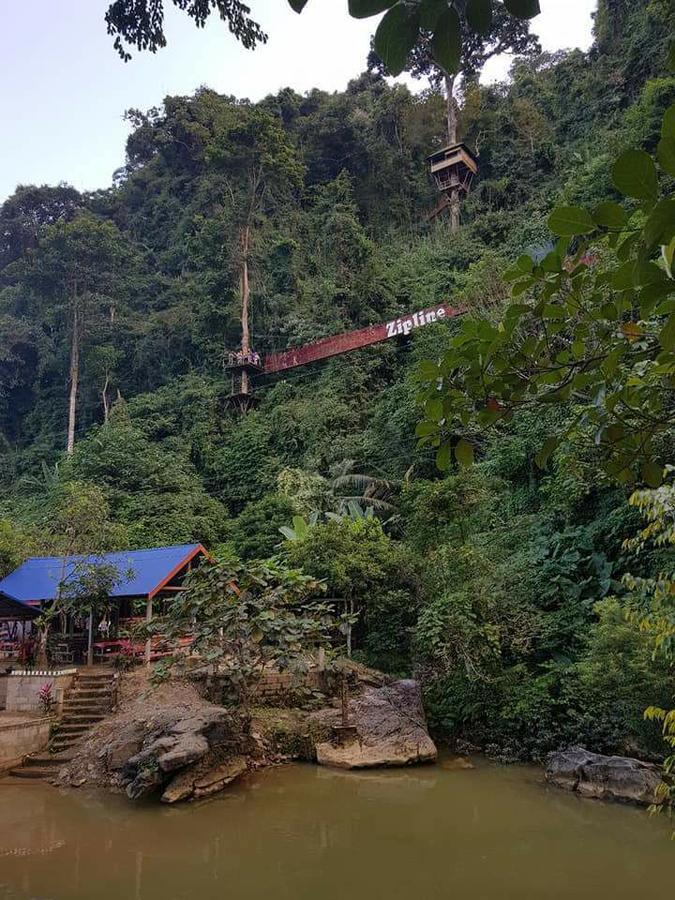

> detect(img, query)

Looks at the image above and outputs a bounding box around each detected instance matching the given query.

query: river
[0,759,672,899]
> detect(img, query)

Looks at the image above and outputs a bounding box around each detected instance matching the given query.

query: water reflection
[0,760,672,900]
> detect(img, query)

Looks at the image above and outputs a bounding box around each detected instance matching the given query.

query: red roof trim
[148,544,209,599]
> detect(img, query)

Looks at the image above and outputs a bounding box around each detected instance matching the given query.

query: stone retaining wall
[5,669,76,716]
[254,670,323,703]
[0,715,53,772]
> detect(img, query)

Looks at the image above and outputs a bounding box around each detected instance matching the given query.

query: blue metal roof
[0,544,205,605]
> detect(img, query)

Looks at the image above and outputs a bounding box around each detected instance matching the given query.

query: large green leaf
[659,312,675,352]
[643,199,675,249]
[611,149,658,203]
[436,443,452,471]
[548,206,596,236]
[662,104,675,140]
[374,5,420,76]
[657,137,675,179]
[466,0,493,34]
[454,438,474,467]
[420,0,447,30]
[592,201,628,229]
[348,0,398,19]
[535,436,558,470]
[432,6,462,75]
[504,0,541,18]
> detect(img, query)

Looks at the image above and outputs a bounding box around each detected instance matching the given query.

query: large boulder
[545,746,664,806]
[313,679,437,769]
[123,708,237,799]
[56,676,250,802]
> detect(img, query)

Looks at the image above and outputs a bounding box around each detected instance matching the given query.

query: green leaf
[432,6,462,75]
[641,460,664,489]
[419,0,447,29]
[466,0,493,34]
[436,442,452,471]
[592,201,628,229]
[426,397,444,421]
[374,4,420,75]
[662,104,675,140]
[611,150,658,203]
[548,206,596,236]
[503,0,540,17]
[643,199,675,249]
[416,420,439,438]
[659,312,675,351]
[535,436,558,470]
[348,0,397,18]
[454,438,474,467]
[657,137,675,179]
[418,359,440,379]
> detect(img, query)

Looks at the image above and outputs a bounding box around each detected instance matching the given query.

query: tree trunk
[240,225,251,354]
[444,72,458,145]
[102,370,110,424]
[66,304,80,454]
[444,73,461,233]
[239,225,251,396]
[449,190,461,233]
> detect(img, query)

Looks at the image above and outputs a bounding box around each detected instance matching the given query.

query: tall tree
[27,214,131,453]
[205,105,304,380]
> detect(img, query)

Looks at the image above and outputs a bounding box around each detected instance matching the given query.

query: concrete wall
[5,670,76,716]
[0,716,52,772]
[0,674,8,710]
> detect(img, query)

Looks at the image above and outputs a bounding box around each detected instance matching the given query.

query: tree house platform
[426,142,479,195]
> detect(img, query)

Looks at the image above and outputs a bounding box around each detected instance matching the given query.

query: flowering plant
[38,682,55,716]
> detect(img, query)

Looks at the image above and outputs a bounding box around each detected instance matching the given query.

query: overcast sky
[0,1,597,202]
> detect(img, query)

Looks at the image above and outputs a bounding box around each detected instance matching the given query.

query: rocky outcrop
[161,756,248,803]
[545,746,664,806]
[120,708,245,800]
[313,679,437,769]
[56,676,250,802]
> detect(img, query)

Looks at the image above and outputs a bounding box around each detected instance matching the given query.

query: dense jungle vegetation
[1,0,673,760]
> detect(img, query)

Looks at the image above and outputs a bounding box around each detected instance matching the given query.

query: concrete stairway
[9,670,117,779]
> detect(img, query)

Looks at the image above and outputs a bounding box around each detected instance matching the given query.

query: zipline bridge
[224,301,462,412]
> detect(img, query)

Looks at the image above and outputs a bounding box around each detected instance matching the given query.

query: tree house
[223,350,262,412]
[426,143,479,226]
[427,142,479,194]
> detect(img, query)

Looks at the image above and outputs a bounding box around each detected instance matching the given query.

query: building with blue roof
[0,544,207,606]
[0,544,208,665]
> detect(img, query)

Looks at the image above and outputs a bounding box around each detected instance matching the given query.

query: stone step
[25,754,71,767]
[9,766,54,779]
[62,700,109,709]
[70,690,113,700]
[61,715,105,726]
[77,674,116,682]
[56,724,90,734]
[50,741,80,753]
[50,743,77,754]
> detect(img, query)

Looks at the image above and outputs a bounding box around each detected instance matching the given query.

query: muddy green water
[0,760,672,900]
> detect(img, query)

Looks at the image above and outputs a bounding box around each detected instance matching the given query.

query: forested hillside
[1,0,673,758]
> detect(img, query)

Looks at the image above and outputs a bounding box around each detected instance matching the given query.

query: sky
[0,1,597,202]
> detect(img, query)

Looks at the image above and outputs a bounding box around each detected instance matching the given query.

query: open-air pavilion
[0,544,208,666]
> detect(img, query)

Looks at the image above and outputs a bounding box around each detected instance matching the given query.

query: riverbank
[53,667,437,801]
